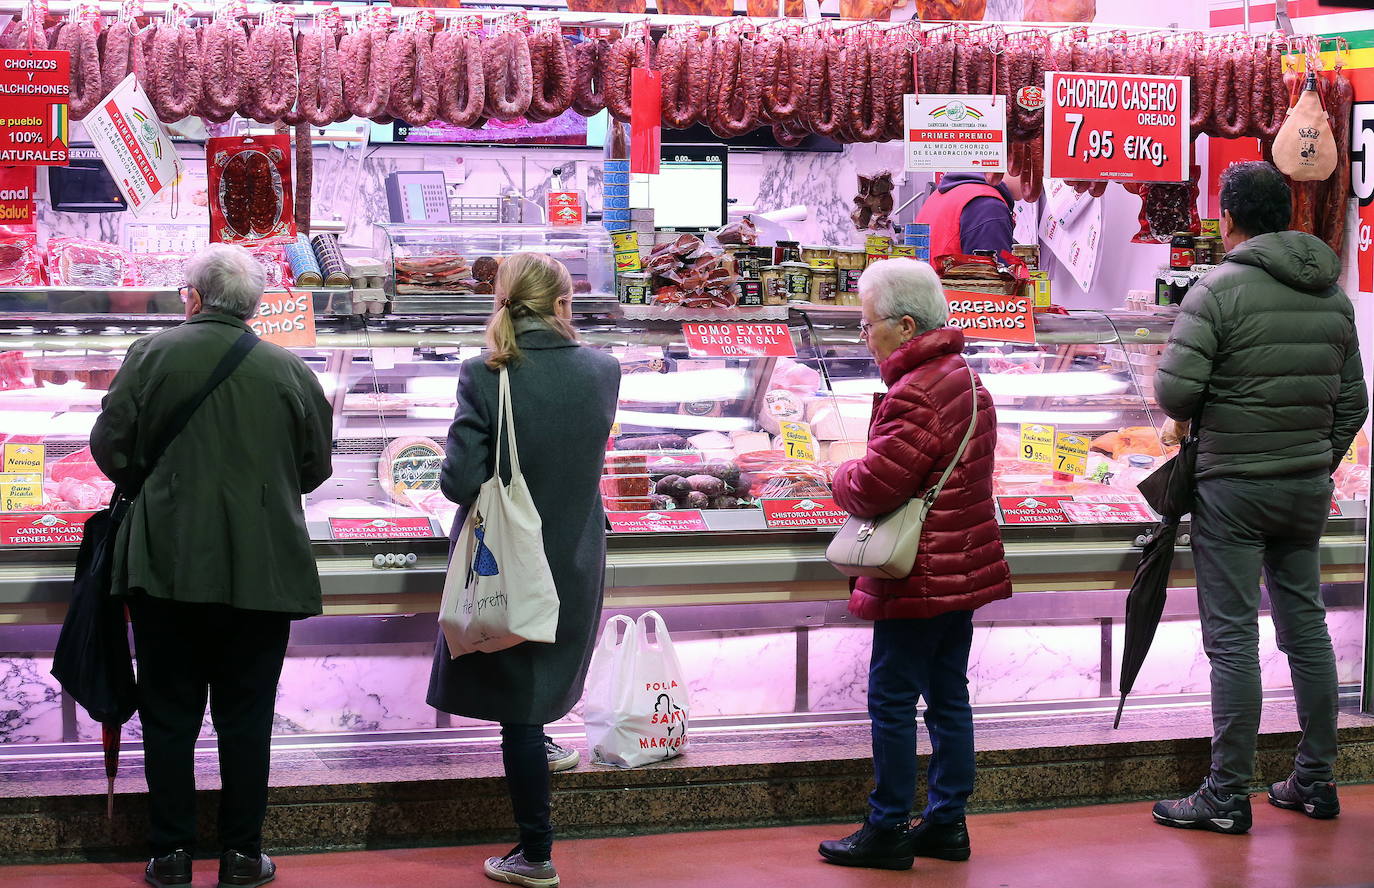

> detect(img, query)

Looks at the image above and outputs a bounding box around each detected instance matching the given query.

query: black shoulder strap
[135,331,259,493]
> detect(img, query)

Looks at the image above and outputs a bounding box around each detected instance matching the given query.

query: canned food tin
[736,279,764,306]
[610,230,640,254]
[617,273,651,304]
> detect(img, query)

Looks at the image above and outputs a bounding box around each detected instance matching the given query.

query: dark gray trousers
[1191,471,1338,796]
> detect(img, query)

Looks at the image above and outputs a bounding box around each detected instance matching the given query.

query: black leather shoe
[908,817,971,861]
[818,821,914,870]
[218,850,276,888]
[145,850,192,887]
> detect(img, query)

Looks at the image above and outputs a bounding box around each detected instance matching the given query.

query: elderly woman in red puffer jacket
[818,258,1011,873]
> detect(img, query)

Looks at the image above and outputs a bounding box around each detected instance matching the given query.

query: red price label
[0,50,71,166]
[997,495,1071,525]
[0,165,36,227]
[1352,66,1373,294]
[682,323,796,358]
[607,510,709,534]
[249,290,316,347]
[1059,499,1154,524]
[762,497,848,529]
[1045,72,1189,183]
[0,511,96,546]
[945,289,1036,344]
[329,517,435,539]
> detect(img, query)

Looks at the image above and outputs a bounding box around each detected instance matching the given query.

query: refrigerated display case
[0,297,1366,746]
[379,223,615,314]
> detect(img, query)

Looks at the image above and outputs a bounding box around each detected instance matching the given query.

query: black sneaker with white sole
[1268,773,1340,819]
[545,739,579,773]
[1152,781,1253,835]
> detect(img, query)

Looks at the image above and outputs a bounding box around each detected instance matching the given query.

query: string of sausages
[18,12,1355,253]
[35,16,1297,146]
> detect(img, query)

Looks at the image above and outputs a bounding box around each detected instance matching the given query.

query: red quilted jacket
[831,328,1012,620]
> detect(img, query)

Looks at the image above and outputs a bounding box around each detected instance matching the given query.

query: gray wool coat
[427,319,621,725]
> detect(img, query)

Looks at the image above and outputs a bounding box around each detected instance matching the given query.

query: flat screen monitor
[629,146,727,232]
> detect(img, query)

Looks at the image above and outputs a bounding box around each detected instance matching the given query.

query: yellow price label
[1054,432,1090,476]
[1343,442,1358,465]
[2,443,44,474]
[780,421,816,462]
[1020,424,1054,465]
[610,422,622,438]
[1029,271,1051,308]
[0,480,41,512]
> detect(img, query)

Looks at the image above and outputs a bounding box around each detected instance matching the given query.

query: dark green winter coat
[91,312,334,616]
[1155,231,1368,480]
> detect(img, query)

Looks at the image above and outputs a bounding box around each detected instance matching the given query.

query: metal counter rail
[0,522,1365,625]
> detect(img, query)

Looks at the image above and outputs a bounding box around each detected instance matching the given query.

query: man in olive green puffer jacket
[1150,162,1368,836]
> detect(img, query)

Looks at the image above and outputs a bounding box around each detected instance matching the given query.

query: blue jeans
[867,610,976,829]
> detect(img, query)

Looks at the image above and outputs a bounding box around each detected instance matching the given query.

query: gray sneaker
[545,739,579,773]
[1152,780,1252,834]
[484,848,559,888]
[1269,773,1340,819]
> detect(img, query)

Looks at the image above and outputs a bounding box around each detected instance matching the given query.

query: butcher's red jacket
[831,328,1012,620]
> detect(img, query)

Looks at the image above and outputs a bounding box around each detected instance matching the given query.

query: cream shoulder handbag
[826,363,978,579]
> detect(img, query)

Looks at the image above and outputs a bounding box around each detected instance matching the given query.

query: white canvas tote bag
[439,368,559,657]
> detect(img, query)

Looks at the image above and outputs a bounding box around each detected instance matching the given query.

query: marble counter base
[2,701,1372,864]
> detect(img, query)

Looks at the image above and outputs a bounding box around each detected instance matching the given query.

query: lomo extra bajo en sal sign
[682,323,796,358]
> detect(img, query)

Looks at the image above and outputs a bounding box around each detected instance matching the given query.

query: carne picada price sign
[1044,72,1189,183]
[0,50,70,165]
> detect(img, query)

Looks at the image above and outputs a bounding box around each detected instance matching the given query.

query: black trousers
[501,723,552,861]
[128,595,292,858]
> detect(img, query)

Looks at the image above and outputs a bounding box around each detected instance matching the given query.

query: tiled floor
[3,785,1372,888]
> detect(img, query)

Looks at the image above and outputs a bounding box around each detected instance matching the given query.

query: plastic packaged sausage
[206,135,296,245]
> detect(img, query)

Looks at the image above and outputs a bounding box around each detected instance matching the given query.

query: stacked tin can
[602,160,630,232]
[285,234,324,287]
[903,223,932,262]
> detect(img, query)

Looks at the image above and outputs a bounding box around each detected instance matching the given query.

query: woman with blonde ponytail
[427,252,621,888]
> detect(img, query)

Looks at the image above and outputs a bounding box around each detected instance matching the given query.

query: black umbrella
[51,501,139,817]
[1114,425,1199,728]
[1113,519,1179,729]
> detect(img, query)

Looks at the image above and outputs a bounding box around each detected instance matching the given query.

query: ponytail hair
[485,252,578,370]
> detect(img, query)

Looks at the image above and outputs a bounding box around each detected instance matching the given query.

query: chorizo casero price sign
[0,49,70,165]
[1044,72,1190,183]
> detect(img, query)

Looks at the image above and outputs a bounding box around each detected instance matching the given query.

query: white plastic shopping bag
[438,368,559,657]
[584,611,690,768]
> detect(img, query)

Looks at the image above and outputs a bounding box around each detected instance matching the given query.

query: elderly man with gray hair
[819,258,1010,871]
[92,243,333,888]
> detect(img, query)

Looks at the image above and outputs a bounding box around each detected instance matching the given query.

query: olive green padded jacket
[1155,230,1368,480]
